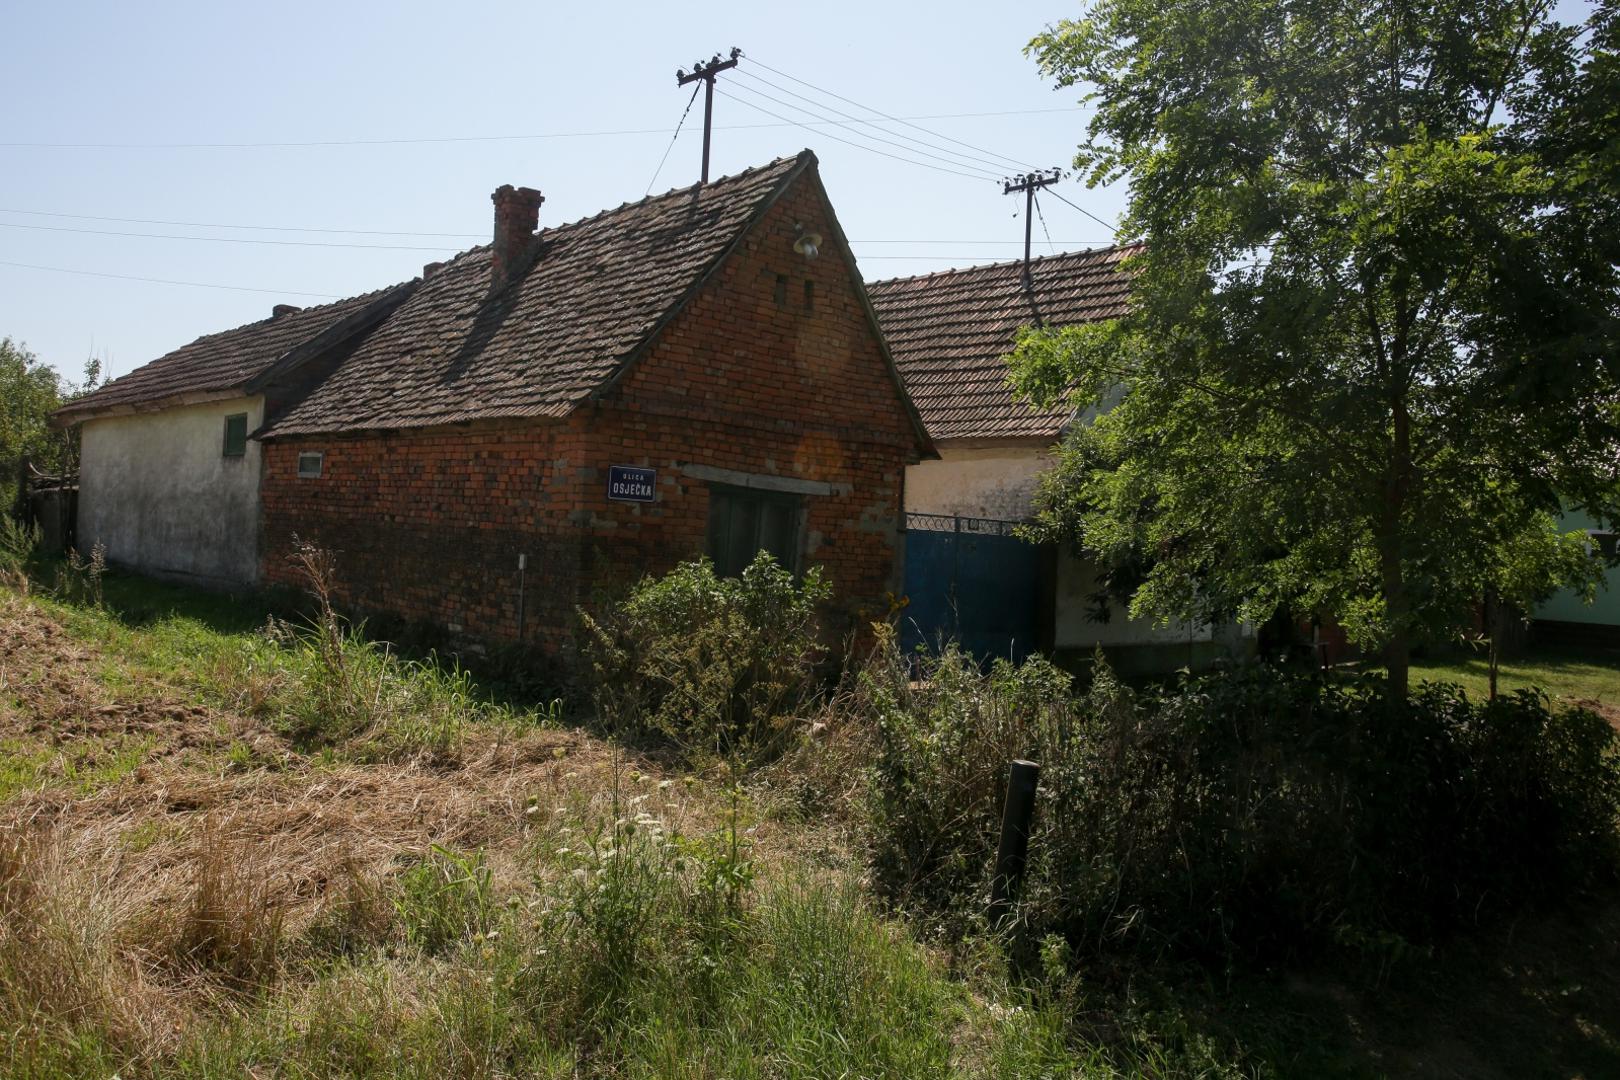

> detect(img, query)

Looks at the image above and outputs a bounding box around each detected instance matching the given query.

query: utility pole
[1003,169,1062,290]
[676,47,741,184]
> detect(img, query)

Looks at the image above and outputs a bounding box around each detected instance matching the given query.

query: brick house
[253,151,932,648]
[868,250,1253,671]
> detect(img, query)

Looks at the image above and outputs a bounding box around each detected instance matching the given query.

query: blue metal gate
[901,513,1043,662]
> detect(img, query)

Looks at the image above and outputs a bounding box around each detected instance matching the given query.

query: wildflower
[658,779,674,790]
[571,868,588,881]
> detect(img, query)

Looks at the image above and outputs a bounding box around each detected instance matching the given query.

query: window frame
[705,483,805,577]
[221,412,248,458]
[296,451,324,479]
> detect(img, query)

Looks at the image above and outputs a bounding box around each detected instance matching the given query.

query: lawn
[1411,645,1620,720]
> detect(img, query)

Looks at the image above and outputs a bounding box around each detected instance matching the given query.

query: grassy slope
[0,574,1102,1079]
[2,569,1618,1078]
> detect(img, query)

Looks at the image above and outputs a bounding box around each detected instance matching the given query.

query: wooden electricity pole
[677,47,741,184]
[1003,169,1062,290]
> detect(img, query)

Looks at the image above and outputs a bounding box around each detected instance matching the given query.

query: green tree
[0,337,68,515]
[1011,0,1620,695]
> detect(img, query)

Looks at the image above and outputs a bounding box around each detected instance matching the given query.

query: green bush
[581,552,831,762]
[865,649,1620,962]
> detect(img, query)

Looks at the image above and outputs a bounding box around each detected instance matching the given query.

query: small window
[803,279,815,313]
[1591,531,1618,563]
[707,485,802,577]
[773,273,788,307]
[297,451,324,479]
[222,413,248,457]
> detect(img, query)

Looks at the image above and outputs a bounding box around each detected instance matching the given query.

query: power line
[733,67,1007,176]
[715,89,992,182]
[1032,192,1057,255]
[0,207,482,238]
[0,108,1081,151]
[745,55,1038,173]
[647,83,702,195]
[0,260,344,298]
[847,239,1110,245]
[724,81,1001,180]
[1043,186,1120,236]
[0,220,463,252]
[0,208,1109,248]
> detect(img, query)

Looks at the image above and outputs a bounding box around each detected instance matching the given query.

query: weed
[393,845,494,956]
[165,818,287,990]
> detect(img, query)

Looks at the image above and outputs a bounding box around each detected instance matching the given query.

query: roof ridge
[366,153,811,281]
[533,150,808,244]
[162,280,416,351]
[864,241,1144,290]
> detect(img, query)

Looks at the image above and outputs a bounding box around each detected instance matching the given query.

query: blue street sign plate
[607,465,656,503]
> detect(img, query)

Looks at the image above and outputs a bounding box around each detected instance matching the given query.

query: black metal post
[1003,169,1062,292]
[1023,184,1035,289]
[989,759,1041,930]
[677,48,741,185]
[516,552,527,642]
[701,75,716,184]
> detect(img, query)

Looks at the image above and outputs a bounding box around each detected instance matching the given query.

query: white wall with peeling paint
[905,445,1051,521]
[78,397,263,587]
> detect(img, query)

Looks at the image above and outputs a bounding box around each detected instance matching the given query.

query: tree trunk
[1485,585,1500,702]
[1381,544,1411,700]
[1380,394,1414,701]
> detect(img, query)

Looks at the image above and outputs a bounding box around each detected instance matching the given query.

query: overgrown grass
[9,554,557,765]
[6,549,1620,1078]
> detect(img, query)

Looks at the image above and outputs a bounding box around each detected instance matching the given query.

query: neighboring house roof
[263,149,927,445]
[866,245,1141,443]
[55,284,417,422]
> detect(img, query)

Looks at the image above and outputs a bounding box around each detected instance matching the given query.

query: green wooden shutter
[222,413,248,457]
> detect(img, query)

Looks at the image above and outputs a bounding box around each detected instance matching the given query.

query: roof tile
[866,246,1140,442]
[58,286,407,417]
[262,153,810,437]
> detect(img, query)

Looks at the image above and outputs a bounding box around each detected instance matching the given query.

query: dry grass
[0,590,846,1069]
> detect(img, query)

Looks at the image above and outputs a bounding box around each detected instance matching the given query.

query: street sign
[607,465,656,503]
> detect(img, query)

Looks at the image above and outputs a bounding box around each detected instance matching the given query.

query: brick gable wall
[258,171,920,651]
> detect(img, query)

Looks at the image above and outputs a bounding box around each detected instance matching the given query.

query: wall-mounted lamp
[793,223,822,260]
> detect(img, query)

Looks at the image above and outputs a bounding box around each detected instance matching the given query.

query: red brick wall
[259,170,921,649]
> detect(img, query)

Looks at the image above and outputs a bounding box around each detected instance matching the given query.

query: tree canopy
[1011,0,1620,694]
[0,338,95,516]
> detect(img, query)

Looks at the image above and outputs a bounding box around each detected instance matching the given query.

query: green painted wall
[1535,507,1620,627]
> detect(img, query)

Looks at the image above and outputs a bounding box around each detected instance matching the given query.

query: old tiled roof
[56,286,410,419]
[866,245,1141,442]
[262,152,815,437]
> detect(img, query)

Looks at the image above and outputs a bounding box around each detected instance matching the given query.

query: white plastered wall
[904,445,1051,520]
[78,396,264,587]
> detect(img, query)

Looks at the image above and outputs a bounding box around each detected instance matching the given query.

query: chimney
[490,184,544,289]
[422,261,445,280]
[271,304,302,319]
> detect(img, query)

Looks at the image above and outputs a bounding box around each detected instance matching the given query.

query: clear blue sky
[0,0,1117,383]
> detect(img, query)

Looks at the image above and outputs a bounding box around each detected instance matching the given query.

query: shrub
[581,552,831,763]
[864,648,1620,962]
[0,516,40,588]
